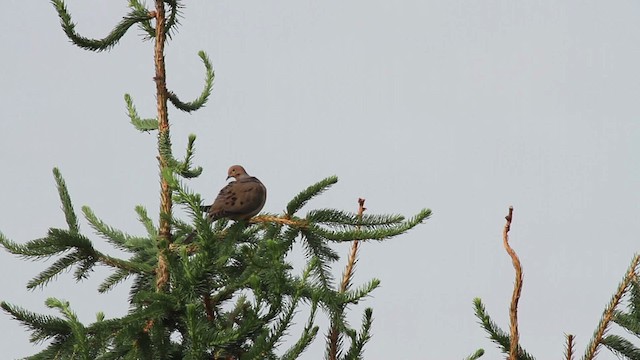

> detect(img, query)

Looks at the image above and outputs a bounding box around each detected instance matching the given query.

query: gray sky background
[1,1,639,359]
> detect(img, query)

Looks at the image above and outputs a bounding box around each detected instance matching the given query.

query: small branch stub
[504,206,513,231]
[564,334,575,360]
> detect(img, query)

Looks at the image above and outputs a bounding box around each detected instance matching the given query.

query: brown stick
[328,198,367,360]
[340,198,366,292]
[250,215,308,227]
[154,0,172,292]
[503,206,522,360]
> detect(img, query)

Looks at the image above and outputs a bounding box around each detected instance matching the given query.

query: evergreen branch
[129,273,156,303]
[0,228,152,289]
[464,349,485,360]
[130,0,155,38]
[53,168,79,233]
[612,311,640,337]
[342,308,373,360]
[45,298,89,356]
[281,301,319,360]
[304,257,337,307]
[136,205,158,239]
[164,0,184,38]
[185,303,208,358]
[167,51,215,112]
[0,228,91,258]
[159,131,177,169]
[341,279,380,305]
[73,255,99,281]
[1,301,70,344]
[564,334,575,360]
[473,298,535,360]
[32,250,147,289]
[602,334,640,359]
[309,208,430,242]
[51,0,153,52]
[583,253,640,360]
[170,176,216,242]
[0,233,53,260]
[23,341,70,360]
[82,206,146,252]
[131,291,181,316]
[215,297,270,354]
[286,176,338,216]
[125,94,159,131]
[302,231,340,265]
[98,269,132,293]
[502,206,522,360]
[307,209,404,229]
[246,298,300,359]
[6,298,118,359]
[27,253,82,289]
[176,134,203,178]
[628,278,640,319]
[281,226,302,250]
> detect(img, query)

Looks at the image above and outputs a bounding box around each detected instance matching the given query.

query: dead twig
[328,198,367,360]
[503,206,522,360]
[340,198,366,292]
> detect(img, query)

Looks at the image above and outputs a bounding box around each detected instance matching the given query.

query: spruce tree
[472,207,640,360]
[0,2,430,359]
[601,268,640,359]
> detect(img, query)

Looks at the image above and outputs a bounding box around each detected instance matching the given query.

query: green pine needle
[463,349,485,360]
[1,301,70,344]
[129,0,155,38]
[307,209,404,228]
[602,334,640,359]
[176,134,204,178]
[281,301,319,360]
[51,0,153,52]
[286,176,338,216]
[167,51,215,113]
[53,168,79,233]
[308,208,430,242]
[473,298,535,360]
[165,0,184,39]
[82,206,141,252]
[135,205,157,238]
[125,94,159,132]
[342,279,380,305]
[342,307,373,360]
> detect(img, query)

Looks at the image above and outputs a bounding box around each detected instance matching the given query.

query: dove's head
[227,165,249,180]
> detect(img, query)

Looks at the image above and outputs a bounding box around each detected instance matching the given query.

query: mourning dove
[184,165,266,243]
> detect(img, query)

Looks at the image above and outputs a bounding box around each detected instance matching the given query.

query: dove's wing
[207,176,266,221]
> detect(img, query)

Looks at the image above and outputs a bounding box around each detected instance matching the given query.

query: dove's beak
[226,175,232,180]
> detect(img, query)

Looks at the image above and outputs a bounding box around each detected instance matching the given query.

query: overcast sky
[2,1,640,359]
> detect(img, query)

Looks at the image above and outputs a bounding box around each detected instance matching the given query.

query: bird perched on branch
[184,165,266,243]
